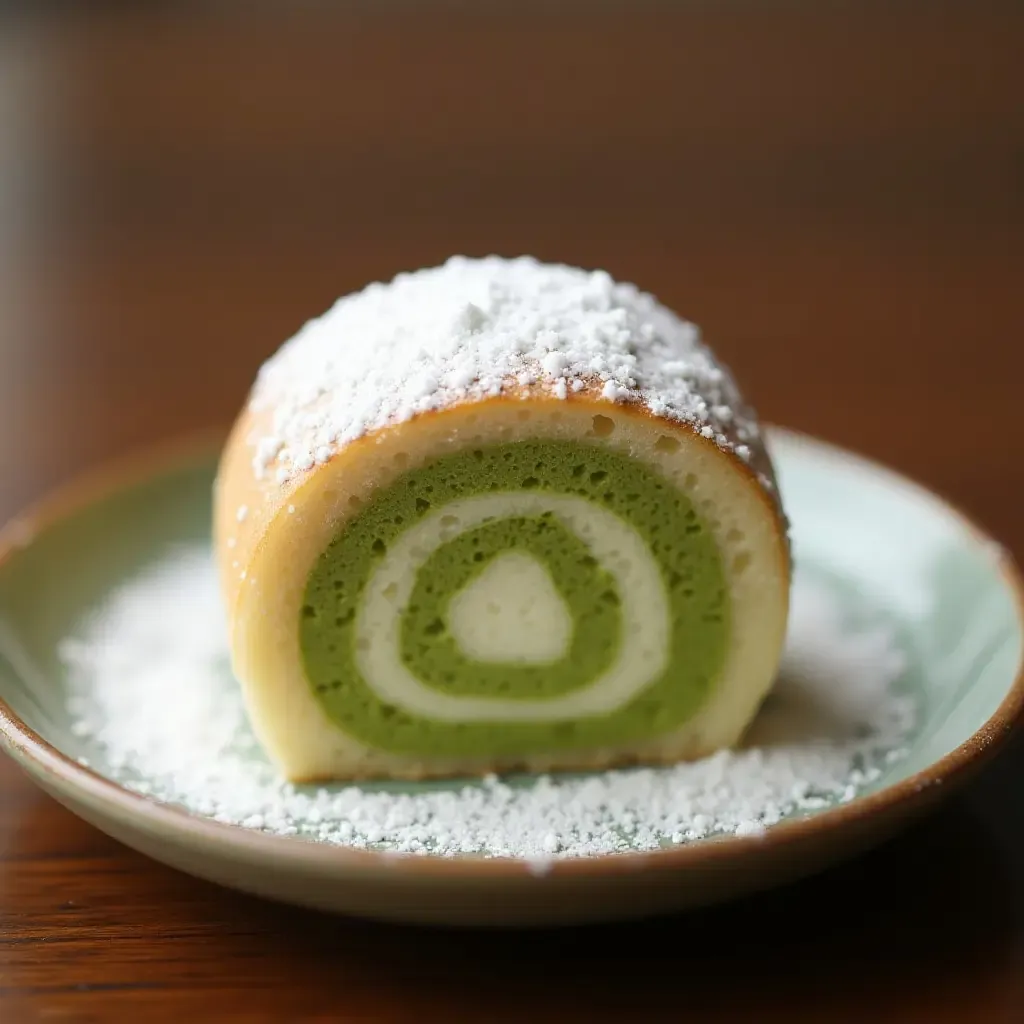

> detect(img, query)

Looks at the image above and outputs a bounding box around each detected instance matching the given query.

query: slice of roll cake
[214,256,789,781]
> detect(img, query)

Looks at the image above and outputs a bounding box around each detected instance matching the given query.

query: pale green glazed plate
[0,427,1022,927]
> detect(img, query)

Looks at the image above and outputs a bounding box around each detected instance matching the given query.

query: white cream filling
[354,492,671,722]
[448,551,573,664]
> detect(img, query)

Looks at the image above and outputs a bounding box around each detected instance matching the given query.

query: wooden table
[1,5,1022,1020]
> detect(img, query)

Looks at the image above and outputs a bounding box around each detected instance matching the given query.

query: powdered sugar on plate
[62,547,916,860]
[247,256,761,485]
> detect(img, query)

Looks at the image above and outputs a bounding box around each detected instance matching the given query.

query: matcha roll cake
[214,256,790,781]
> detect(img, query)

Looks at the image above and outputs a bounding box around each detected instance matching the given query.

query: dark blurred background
[1,1,1021,539]
[1,3,1023,1018]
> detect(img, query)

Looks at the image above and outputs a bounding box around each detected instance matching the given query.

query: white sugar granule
[247,257,758,484]
[62,548,915,860]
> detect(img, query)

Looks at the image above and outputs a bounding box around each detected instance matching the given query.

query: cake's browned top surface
[246,256,762,487]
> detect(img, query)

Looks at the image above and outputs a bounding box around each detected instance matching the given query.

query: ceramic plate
[1,428,1021,927]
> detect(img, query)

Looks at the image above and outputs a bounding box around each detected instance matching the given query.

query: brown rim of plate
[0,425,1022,880]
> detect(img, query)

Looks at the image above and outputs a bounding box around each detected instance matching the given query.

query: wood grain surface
[1,4,1022,1020]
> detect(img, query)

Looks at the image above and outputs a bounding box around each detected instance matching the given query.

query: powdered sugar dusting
[61,548,915,859]
[248,256,760,484]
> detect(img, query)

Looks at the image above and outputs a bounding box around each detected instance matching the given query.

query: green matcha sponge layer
[300,439,729,759]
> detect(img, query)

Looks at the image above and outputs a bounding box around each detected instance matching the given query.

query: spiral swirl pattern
[300,439,730,758]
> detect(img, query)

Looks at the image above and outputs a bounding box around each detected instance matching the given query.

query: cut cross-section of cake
[214,256,790,781]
